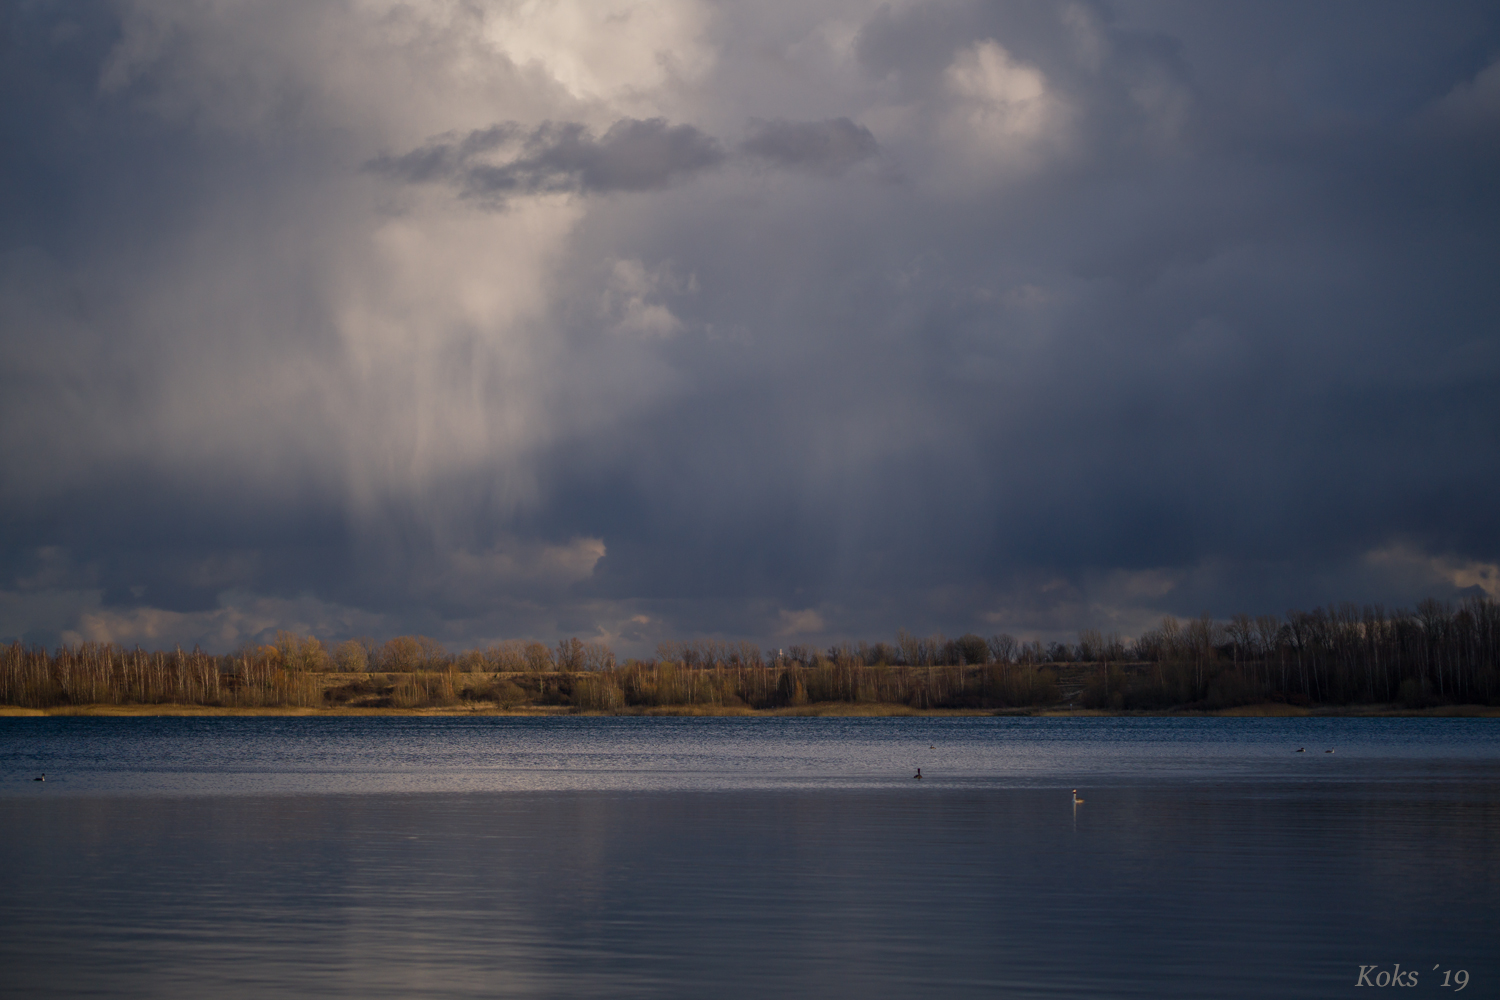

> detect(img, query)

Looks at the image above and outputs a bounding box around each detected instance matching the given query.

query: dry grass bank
[0,702,568,718]
[0,701,1006,718]
[5,700,1495,719]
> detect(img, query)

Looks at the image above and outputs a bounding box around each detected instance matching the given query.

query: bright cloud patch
[939,40,1068,177]
[1367,546,1500,601]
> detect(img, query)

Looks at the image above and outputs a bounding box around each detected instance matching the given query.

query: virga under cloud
[1,0,1498,653]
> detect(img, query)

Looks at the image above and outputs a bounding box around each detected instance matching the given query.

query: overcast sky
[3,0,1498,655]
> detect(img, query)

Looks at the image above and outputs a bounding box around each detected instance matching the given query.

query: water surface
[2,717,1495,998]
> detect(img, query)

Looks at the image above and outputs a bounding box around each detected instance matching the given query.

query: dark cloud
[2,0,1500,653]
[369,118,727,197]
[740,118,879,175]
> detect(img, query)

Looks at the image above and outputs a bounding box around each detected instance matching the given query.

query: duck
[33,774,45,782]
[913,768,922,780]
[1072,789,1084,804]
[1325,749,1335,754]
[1295,747,1305,753]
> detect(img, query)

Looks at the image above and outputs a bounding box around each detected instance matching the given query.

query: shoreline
[3,702,1497,719]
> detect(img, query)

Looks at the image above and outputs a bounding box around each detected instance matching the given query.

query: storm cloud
[1,0,1498,654]
[740,117,880,174]
[369,117,727,197]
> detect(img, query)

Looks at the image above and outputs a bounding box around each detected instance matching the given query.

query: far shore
[3,702,1497,719]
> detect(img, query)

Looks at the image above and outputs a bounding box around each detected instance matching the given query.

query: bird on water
[1296,747,1305,752]
[34,774,45,782]
[1072,789,1084,804]
[1325,749,1335,753]
[914,768,922,780]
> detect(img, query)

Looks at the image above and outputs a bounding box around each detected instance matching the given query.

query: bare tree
[987,633,1018,664]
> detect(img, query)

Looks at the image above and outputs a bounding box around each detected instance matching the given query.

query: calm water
[2,716,1496,998]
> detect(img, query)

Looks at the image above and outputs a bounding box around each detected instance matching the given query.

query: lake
[2,716,1496,998]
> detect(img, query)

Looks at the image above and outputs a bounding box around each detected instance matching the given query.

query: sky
[2,0,1498,655]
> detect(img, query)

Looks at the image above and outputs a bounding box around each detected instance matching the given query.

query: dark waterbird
[913,768,922,780]
[33,774,44,782]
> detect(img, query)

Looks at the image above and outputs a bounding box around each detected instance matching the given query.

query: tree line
[1092,596,1500,709]
[1,595,1496,710]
